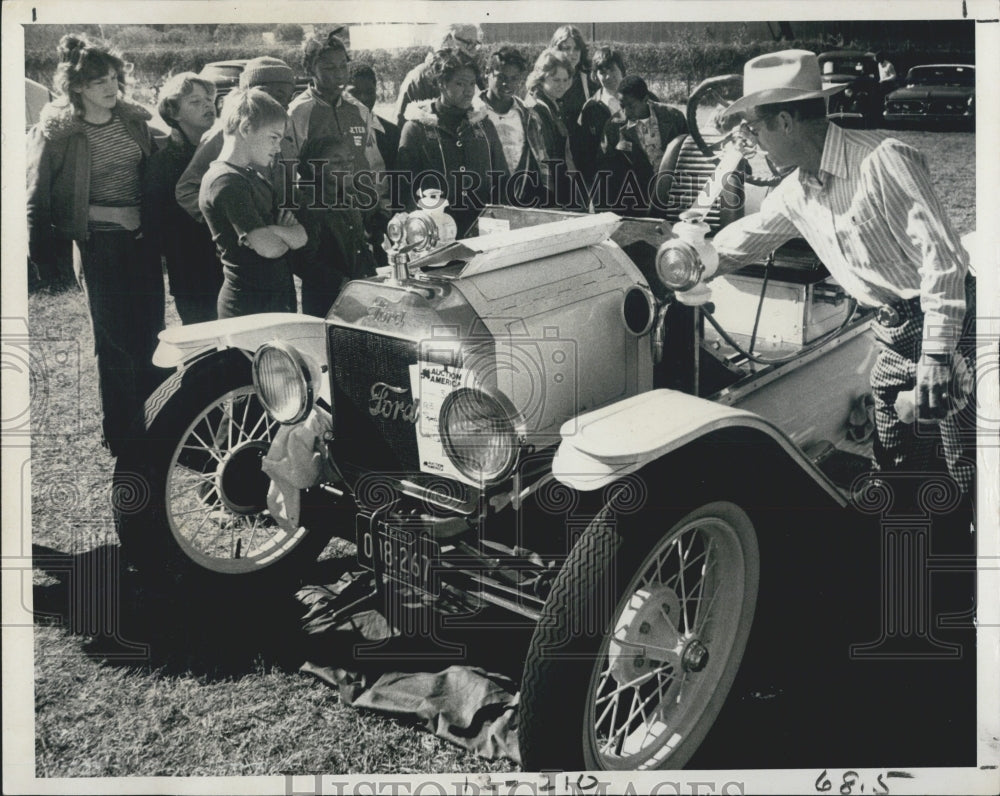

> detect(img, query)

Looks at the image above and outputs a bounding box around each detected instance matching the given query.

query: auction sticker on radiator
[409,362,476,485]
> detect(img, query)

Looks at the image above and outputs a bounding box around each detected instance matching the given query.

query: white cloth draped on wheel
[261,406,333,533]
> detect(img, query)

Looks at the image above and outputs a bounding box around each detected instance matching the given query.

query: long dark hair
[53,34,127,117]
[549,24,591,73]
[526,48,574,96]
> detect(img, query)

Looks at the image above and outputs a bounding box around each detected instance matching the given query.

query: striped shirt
[84,113,142,207]
[713,123,969,354]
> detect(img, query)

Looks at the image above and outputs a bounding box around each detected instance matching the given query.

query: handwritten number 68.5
[815,770,889,794]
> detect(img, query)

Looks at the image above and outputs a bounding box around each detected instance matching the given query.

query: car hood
[888,85,974,101]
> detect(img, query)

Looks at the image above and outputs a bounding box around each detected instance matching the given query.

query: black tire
[113,349,334,591]
[518,498,759,771]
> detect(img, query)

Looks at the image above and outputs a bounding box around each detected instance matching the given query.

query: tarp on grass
[295,571,522,764]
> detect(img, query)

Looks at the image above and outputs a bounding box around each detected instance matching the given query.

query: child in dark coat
[294,134,377,317]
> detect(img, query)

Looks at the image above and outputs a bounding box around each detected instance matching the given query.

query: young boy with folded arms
[199,88,307,317]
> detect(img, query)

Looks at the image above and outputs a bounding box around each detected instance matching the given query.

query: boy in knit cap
[176,56,299,221]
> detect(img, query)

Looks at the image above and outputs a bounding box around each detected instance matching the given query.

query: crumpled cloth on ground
[295,572,521,764]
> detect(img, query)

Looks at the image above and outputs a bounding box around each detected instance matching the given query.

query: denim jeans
[73,228,165,454]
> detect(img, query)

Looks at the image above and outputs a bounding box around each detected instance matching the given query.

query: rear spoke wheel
[518,499,759,771]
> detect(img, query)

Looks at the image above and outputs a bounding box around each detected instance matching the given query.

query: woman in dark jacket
[142,72,221,324]
[26,34,164,456]
[524,48,578,209]
[548,25,600,173]
[396,49,509,238]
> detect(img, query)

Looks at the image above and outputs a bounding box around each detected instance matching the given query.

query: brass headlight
[654,238,704,292]
[252,343,313,424]
[386,214,407,245]
[404,213,438,252]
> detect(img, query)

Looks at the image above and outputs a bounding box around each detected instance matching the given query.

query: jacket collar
[404,99,487,128]
[816,121,847,180]
[167,125,200,150]
[623,100,656,130]
[528,89,564,119]
[475,90,528,116]
[38,97,151,142]
[302,84,345,109]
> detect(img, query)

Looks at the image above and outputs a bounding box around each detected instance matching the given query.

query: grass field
[27,128,977,777]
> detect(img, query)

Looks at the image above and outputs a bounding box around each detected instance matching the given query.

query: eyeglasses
[454,36,481,49]
[740,116,769,139]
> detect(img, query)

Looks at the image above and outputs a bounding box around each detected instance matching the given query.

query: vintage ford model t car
[115,79,888,770]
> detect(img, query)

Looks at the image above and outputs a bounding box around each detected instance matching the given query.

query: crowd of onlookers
[25,23,692,455]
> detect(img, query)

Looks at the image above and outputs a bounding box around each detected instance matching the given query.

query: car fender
[552,388,845,505]
[153,313,330,399]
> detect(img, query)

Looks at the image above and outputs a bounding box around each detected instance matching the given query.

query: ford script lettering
[367,296,406,327]
[370,382,420,423]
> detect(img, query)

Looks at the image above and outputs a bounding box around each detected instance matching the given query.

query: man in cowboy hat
[711,50,976,508]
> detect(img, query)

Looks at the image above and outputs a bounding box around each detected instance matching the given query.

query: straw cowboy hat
[723,49,846,119]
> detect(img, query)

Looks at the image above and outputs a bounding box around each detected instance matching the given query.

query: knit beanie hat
[240,57,295,89]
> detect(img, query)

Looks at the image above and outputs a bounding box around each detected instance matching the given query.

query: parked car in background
[883,64,975,128]
[198,59,310,113]
[818,50,882,127]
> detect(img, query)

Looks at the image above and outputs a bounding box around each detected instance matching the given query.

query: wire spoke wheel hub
[164,386,299,572]
[586,512,750,769]
[215,440,271,515]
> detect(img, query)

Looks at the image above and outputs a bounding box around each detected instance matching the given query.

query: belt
[874,295,922,328]
[88,204,141,231]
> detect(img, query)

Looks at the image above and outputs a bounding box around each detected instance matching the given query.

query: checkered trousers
[869,276,976,495]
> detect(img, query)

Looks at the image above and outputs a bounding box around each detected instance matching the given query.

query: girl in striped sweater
[26,34,164,456]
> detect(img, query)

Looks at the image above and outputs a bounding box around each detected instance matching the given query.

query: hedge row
[25,39,974,106]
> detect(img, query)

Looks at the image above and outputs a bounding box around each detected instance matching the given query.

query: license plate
[356,515,440,596]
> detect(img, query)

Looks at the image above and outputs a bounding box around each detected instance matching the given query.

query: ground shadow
[32,543,347,677]
[32,490,977,769]
[31,543,532,684]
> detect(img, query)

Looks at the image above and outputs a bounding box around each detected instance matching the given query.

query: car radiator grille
[328,325,422,481]
[887,100,925,114]
[928,99,967,115]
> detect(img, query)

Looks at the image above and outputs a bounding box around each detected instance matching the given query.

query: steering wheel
[686,74,791,188]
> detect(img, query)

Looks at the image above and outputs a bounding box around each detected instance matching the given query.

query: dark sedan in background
[883,64,975,128]
[818,50,882,127]
[199,59,310,113]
